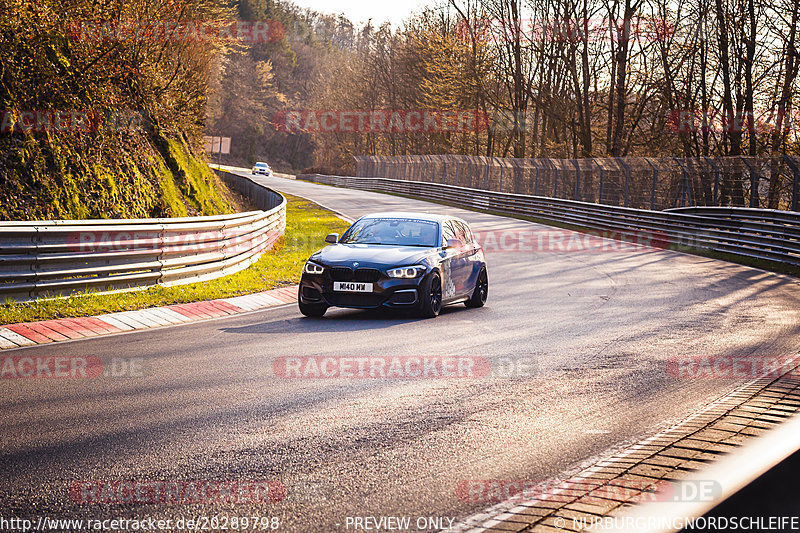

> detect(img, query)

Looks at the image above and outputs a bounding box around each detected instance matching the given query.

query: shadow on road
[220,305,472,335]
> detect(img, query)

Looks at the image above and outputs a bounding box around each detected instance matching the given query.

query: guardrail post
[796,161,799,212]
[469,157,475,189]
[705,157,721,206]
[593,158,605,204]
[552,160,559,198]
[498,159,504,192]
[29,225,41,301]
[783,155,800,211]
[644,158,658,210]
[674,158,687,207]
[673,157,695,207]
[425,156,432,184]
[741,157,759,208]
[571,159,581,201]
[615,157,631,207]
[155,222,168,284]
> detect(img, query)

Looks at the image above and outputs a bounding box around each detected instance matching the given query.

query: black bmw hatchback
[298,212,488,318]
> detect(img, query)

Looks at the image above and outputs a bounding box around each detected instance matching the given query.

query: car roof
[357,212,465,224]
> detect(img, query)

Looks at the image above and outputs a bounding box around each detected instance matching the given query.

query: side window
[455,221,473,243]
[441,221,456,246]
[451,221,466,244]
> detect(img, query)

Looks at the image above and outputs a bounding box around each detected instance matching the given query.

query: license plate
[333,281,373,292]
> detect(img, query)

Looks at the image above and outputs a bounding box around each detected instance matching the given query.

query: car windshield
[255,163,269,168]
[340,218,439,247]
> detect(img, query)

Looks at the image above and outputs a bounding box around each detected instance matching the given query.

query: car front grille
[330,267,382,282]
[330,267,354,281]
[354,268,381,282]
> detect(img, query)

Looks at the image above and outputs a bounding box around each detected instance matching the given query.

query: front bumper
[299,271,427,309]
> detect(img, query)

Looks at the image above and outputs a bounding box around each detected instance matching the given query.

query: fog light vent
[391,289,417,305]
[302,287,322,300]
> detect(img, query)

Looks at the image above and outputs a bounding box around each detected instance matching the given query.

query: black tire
[465,268,488,308]
[418,272,443,318]
[298,300,327,317]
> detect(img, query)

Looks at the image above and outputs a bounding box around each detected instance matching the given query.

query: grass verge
[0,193,351,325]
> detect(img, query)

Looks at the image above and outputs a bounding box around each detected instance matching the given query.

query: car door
[438,220,459,300]
[454,220,481,294]
[443,219,470,297]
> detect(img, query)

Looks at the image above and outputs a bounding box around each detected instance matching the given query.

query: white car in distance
[252,162,273,176]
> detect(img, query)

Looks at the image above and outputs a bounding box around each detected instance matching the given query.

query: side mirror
[325,233,339,244]
[446,238,463,249]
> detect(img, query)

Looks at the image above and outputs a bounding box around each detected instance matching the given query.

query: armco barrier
[217,169,283,210]
[298,174,800,269]
[0,171,286,302]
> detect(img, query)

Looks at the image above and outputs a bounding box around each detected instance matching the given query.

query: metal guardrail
[354,155,800,212]
[298,174,800,269]
[0,171,286,302]
[217,168,286,210]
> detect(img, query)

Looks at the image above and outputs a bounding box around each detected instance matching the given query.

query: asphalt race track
[2,173,800,532]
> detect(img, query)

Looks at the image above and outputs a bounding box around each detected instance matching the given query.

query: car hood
[311,244,436,267]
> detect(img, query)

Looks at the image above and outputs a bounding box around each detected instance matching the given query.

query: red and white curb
[0,286,298,350]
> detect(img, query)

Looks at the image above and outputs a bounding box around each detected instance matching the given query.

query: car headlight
[304,261,325,275]
[387,265,426,279]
